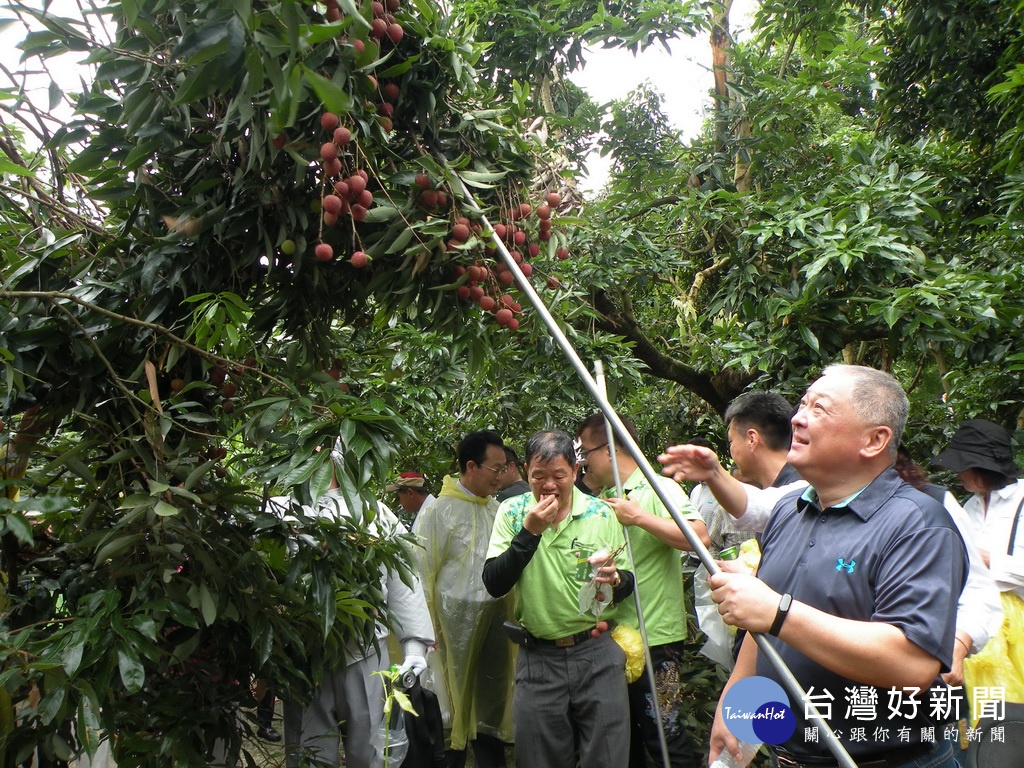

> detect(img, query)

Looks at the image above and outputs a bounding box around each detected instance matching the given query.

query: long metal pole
[594,361,672,768]
[446,171,857,768]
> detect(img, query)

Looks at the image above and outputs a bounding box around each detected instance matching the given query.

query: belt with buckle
[772,742,934,768]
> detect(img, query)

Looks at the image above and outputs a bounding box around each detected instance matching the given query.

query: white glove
[397,640,429,680]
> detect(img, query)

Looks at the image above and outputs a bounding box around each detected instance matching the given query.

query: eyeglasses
[478,463,508,474]
[578,442,608,459]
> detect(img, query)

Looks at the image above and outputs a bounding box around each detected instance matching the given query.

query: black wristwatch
[768,593,793,636]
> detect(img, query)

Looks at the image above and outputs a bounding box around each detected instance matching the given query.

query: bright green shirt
[487,487,626,639]
[606,467,700,645]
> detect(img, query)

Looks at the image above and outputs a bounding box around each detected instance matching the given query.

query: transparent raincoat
[415,476,516,750]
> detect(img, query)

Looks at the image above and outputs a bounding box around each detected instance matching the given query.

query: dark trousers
[627,641,700,768]
[445,733,508,768]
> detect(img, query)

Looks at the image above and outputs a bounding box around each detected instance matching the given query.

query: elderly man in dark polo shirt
[705,365,967,768]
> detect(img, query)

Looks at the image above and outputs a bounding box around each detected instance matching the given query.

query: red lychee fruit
[357,189,374,208]
[333,126,351,146]
[456,285,471,300]
[372,1,385,17]
[386,23,403,43]
[378,116,393,132]
[546,192,562,207]
[347,175,367,195]
[378,102,394,118]
[479,295,496,311]
[320,142,339,162]
[513,230,527,246]
[519,203,532,218]
[272,133,287,149]
[350,250,368,268]
[493,223,507,240]
[451,223,470,241]
[334,180,351,198]
[415,173,432,189]
[507,317,520,330]
[495,308,513,326]
[321,112,340,131]
[322,194,343,216]
[352,39,366,53]
[419,189,438,207]
[370,18,387,38]
[315,243,334,262]
[323,158,342,177]
[536,204,551,220]
[556,246,569,260]
[528,243,541,258]
[383,83,400,102]
[386,0,400,10]
[351,204,368,221]
[546,276,561,290]
[520,263,533,277]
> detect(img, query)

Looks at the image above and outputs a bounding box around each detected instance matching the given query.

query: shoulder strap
[1008,495,1024,556]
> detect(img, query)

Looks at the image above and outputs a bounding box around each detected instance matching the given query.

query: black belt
[525,628,595,648]
[772,741,935,768]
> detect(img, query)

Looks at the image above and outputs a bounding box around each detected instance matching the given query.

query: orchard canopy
[1,0,1023,764]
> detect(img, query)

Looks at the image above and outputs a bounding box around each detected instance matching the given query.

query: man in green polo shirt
[482,430,634,768]
[577,412,709,768]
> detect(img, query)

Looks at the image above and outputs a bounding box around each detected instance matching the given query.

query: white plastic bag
[372,707,409,768]
[694,564,735,670]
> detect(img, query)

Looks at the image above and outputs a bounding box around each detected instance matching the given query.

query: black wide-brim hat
[933,419,1020,477]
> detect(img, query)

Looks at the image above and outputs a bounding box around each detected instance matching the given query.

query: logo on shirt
[835,557,856,574]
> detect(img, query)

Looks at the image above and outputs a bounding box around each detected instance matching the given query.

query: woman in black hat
[933,419,1024,583]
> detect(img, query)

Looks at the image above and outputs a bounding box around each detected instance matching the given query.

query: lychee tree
[0,0,656,763]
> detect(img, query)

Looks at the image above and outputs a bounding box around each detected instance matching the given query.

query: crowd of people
[272,364,1022,768]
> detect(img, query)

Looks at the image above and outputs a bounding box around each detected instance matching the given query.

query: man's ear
[861,425,894,460]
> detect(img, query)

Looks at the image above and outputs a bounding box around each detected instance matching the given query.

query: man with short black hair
[483,430,633,768]
[576,412,707,768]
[495,447,530,502]
[415,430,514,768]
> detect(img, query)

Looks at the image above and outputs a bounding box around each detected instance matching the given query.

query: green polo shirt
[606,468,700,646]
[487,487,626,640]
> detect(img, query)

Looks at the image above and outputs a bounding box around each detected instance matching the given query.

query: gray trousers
[284,649,390,768]
[512,632,629,768]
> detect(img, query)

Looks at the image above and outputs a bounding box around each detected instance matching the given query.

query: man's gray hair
[822,364,908,457]
[524,430,577,468]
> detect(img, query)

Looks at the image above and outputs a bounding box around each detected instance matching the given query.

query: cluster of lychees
[313,111,373,266]
[446,191,570,331]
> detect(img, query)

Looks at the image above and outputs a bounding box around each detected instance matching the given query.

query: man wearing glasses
[416,430,515,767]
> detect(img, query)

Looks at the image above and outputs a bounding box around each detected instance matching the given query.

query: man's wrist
[768,593,792,636]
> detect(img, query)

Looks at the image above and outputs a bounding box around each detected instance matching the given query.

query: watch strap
[768,592,792,636]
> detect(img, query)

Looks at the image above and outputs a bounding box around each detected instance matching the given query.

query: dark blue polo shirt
[754,467,967,759]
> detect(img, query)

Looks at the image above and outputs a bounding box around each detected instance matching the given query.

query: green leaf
[117,646,145,694]
[0,156,34,178]
[153,500,179,517]
[304,68,354,115]
[200,584,217,626]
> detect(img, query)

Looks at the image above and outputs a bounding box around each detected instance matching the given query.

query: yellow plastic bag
[964,591,1024,722]
[612,623,646,683]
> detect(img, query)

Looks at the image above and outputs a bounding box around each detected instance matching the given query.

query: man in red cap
[385,472,435,530]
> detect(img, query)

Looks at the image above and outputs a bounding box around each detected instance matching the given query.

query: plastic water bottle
[708,740,761,768]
